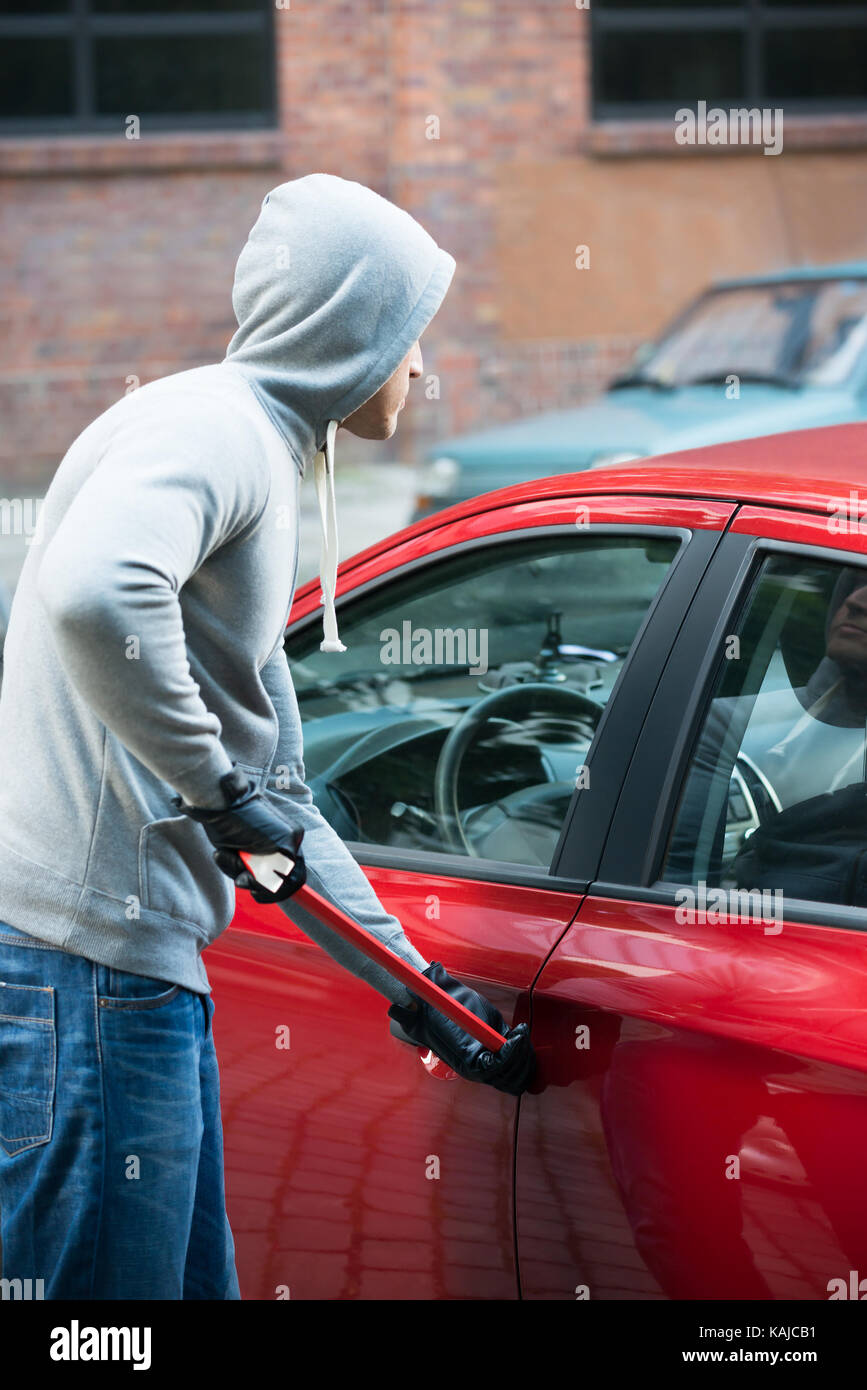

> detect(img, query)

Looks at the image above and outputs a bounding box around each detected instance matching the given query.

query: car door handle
[389,1015,459,1080]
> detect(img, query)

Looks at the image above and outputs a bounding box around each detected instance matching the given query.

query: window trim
[595,525,867,932]
[584,878,867,935]
[0,1,277,136]
[284,518,718,890]
[590,2,867,122]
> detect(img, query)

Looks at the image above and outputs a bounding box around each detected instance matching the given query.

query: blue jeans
[0,921,240,1299]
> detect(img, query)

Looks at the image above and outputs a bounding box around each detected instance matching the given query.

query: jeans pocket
[98,966,182,1012]
[0,982,56,1157]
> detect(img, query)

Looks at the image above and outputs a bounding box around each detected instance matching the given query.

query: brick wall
[1,0,866,493]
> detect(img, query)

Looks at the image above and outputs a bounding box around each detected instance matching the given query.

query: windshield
[621,279,867,390]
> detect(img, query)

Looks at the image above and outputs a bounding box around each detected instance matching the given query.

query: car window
[285,532,681,869]
[635,279,867,390]
[662,552,867,915]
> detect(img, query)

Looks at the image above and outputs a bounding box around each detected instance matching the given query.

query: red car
[205,423,867,1301]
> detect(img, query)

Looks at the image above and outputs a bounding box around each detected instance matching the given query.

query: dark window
[0,0,275,134]
[661,553,867,919]
[0,38,73,119]
[591,1,867,120]
[284,532,681,869]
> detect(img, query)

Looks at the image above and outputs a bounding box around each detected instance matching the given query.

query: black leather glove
[173,765,306,904]
[211,831,307,904]
[387,961,535,1096]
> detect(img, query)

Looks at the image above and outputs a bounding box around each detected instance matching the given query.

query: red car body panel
[203,423,867,1299]
[207,872,578,1300]
[518,898,867,1300]
[288,492,735,624]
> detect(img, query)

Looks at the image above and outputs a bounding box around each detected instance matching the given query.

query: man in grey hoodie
[0,173,532,1300]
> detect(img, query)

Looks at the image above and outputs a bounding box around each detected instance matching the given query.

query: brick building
[1,0,866,499]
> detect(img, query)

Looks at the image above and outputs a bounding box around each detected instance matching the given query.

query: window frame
[594,520,867,933]
[282,515,724,892]
[590,2,867,122]
[0,0,277,135]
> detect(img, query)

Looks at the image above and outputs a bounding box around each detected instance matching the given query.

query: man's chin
[828,639,867,674]
[341,416,397,441]
[372,414,399,440]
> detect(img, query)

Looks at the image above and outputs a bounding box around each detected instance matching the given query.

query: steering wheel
[723,751,783,866]
[433,682,606,856]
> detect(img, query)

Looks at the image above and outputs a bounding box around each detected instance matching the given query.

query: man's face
[338,339,423,440]
[827,583,867,673]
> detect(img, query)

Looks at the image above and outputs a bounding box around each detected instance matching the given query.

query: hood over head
[223,173,456,653]
[798,566,867,725]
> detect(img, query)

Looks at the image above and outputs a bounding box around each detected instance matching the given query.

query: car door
[205,491,732,1300]
[518,503,867,1300]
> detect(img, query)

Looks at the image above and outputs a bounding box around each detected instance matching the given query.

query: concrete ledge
[587,113,867,158]
[0,130,285,177]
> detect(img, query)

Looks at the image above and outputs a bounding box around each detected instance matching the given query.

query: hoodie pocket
[136,767,265,928]
[138,765,265,927]
[139,815,234,928]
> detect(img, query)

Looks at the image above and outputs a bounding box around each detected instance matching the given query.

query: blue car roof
[710,262,867,290]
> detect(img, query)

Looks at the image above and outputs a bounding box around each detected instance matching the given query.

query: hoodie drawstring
[313,417,347,653]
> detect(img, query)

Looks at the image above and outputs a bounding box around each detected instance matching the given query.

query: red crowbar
[238,848,508,1053]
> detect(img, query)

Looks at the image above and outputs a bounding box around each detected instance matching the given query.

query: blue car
[412,263,867,519]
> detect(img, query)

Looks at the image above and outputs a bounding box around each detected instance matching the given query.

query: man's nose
[409,344,423,377]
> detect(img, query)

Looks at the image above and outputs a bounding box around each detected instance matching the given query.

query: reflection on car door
[518,507,867,1300]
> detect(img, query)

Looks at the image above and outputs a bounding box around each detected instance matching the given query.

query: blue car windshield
[633,279,867,390]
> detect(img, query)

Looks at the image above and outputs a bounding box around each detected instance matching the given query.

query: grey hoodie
[0,173,456,997]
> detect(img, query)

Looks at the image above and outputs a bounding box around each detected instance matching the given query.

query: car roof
[710,261,867,290]
[305,423,867,598]
[455,422,867,518]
